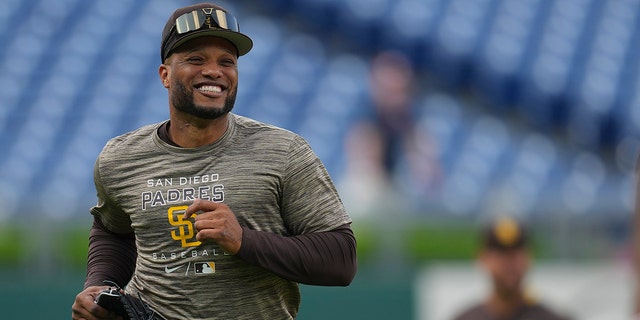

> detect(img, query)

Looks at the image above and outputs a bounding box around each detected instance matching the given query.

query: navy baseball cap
[160,3,253,62]
[482,217,529,250]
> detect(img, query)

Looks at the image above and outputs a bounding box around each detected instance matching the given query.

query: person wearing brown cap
[71,3,356,319]
[452,217,571,320]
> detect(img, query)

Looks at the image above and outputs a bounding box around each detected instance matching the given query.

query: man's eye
[222,59,236,66]
[187,57,204,63]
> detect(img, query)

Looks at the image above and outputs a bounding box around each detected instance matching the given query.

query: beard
[171,80,236,119]
[493,275,524,300]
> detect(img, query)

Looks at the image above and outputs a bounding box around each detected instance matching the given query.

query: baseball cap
[482,217,529,250]
[160,3,253,62]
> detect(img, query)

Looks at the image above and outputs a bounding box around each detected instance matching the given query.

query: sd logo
[168,206,202,247]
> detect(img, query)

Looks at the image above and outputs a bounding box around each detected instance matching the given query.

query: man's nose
[201,62,223,78]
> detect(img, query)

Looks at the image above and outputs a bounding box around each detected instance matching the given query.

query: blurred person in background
[340,50,441,215]
[71,3,356,319]
[452,217,571,320]
[369,50,416,177]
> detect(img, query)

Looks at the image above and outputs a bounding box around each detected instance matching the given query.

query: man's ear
[159,64,170,88]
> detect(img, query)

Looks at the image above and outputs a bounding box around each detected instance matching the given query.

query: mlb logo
[194,262,215,274]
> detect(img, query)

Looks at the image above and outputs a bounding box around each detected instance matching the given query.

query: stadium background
[0,0,637,318]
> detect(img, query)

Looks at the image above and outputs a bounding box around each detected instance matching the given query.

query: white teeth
[198,85,222,93]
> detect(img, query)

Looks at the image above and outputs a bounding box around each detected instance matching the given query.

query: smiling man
[71,3,357,320]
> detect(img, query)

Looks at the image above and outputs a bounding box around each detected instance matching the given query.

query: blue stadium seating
[0,0,637,219]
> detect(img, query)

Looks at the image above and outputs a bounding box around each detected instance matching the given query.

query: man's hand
[71,286,123,320]
[184,198,243,254]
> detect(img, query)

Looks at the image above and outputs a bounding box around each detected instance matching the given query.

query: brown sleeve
[84,216,137,289]
[235,224,357,286]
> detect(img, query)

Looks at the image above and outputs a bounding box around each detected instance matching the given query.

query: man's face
[160,36,239,120]
[480,247,530,298]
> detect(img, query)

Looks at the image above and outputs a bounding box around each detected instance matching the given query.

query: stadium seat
[0,0,636,219]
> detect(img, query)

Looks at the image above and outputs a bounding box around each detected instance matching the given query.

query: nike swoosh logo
[165,264,185,273]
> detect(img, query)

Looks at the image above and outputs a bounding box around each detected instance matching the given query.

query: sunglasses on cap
[174,8,240,34]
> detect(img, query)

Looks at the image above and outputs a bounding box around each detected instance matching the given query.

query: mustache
[171,80,236,119]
